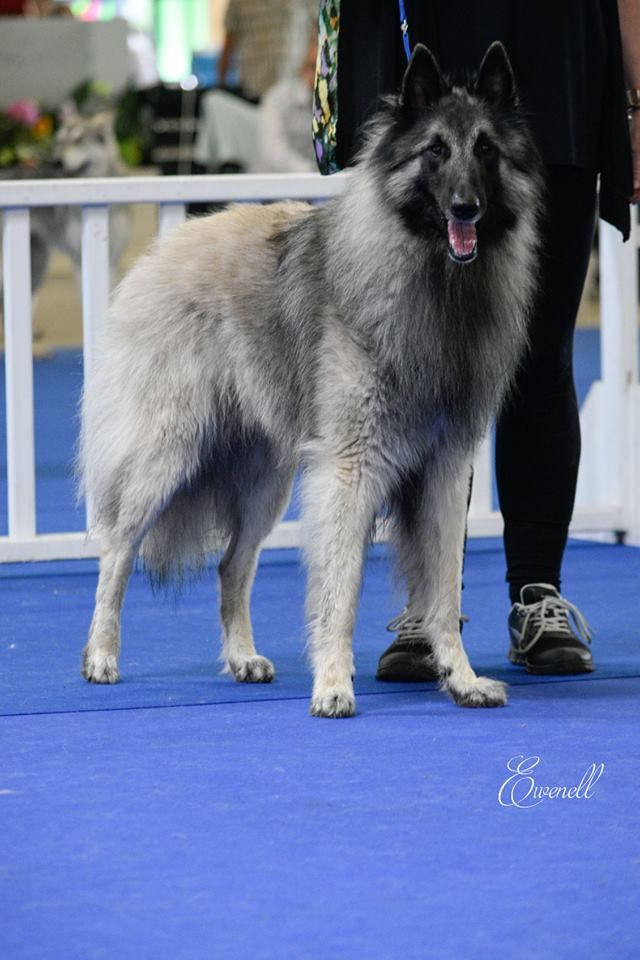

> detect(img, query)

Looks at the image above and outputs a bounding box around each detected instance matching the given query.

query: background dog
[80,43,544,718]
[1,108,131,309]
[31,108,131,294]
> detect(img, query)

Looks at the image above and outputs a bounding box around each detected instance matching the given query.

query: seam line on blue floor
[3,672,638,720]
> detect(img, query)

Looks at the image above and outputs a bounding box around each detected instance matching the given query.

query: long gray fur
[80,42,544,717]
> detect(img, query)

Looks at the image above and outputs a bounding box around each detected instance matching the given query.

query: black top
[336,0,632,237]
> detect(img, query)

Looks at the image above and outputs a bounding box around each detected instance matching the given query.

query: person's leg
[335,0,405,168]
[496,165,598,673]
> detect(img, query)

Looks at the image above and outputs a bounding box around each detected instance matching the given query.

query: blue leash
[398,0,412,61]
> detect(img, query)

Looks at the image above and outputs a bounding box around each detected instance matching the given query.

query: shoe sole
[376,656,439,683]
[508,647,594,675]
[376,667,439,683]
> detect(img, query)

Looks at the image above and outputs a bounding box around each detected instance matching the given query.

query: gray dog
[80,43,544,717]
[0,109,130,305]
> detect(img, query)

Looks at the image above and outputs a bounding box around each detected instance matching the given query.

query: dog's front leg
[406,457,507,708]
[302,449,378,718]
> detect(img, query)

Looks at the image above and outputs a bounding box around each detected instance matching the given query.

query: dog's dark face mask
[378,42,522,264]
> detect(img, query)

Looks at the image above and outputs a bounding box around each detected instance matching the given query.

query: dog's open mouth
[447,219,478,263]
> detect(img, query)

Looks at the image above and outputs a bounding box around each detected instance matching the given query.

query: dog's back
[81,201,313,578]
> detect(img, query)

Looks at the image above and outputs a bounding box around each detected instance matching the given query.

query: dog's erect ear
[400,44,444,116]
[476,42,517,109]
[58,99,80,125]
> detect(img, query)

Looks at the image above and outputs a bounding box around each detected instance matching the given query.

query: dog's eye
[428,142,444,158]
[476,138,496,158]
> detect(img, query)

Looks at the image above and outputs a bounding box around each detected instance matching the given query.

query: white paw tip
[449,676,508,708]
[82,650,120,684]
[310,690,356,718]
[229,655,275,683]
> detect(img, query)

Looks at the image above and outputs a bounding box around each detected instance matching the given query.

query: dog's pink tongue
[448,220,477,257]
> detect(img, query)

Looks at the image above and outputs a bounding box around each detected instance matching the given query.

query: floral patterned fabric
[312,0,341,174]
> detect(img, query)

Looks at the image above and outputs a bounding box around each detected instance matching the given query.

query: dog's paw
[229,655,275,683]
[310,687,356,718]
[447,675,508,708]
[82,647,120,684]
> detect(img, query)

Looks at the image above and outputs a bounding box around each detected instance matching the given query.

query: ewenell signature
[498,755,604,808]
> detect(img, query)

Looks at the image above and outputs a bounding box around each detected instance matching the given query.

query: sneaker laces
[386,610,469,639]
[515,591,593,654]
[386,610,426,640]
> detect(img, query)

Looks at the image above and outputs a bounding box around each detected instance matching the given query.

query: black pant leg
[335,0,406,168]
[495,166,598,603]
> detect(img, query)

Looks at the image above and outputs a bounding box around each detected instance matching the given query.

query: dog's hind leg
[83,486,181,684]
[82,536,137,683]
[82,490,168,683]
[82,437,202,683]
[394,457,507,708]
[219,451,295,683]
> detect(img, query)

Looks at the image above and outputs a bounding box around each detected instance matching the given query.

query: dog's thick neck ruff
[311,40,544,449]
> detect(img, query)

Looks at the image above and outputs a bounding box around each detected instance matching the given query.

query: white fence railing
[1,173,639,562]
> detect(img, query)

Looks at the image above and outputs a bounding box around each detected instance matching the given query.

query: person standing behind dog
[315,0,640,678]
[253,37,318,173]
[218,0,317,102]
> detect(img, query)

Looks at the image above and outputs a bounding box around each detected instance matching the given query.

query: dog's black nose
[450,201,480,222]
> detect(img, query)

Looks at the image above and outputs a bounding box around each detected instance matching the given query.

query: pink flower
[6,99,40,127]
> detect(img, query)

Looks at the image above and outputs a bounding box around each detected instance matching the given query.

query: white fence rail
[1,173,639,562]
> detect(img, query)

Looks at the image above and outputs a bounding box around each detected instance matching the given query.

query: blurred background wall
[61,0,226,83]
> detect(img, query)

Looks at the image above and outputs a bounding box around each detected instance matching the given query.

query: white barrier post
[468,432,496,536]
[158,203,187,237]
[81,205,110,527]
[81,205,110,380]
[621,216,640,542]
[2,208,36,540]
[598,217,639,538]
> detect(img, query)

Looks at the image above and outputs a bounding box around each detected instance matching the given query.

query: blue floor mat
[2,541,640,959]
[2,337,640,959]
[1,540,639,717]
[1,676,638,960]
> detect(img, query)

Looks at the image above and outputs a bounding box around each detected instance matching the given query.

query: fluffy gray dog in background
[80,42,544,717]
[0,110,131,302]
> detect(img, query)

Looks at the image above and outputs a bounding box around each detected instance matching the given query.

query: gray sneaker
[508,584,594,674]
[376,612,440,682]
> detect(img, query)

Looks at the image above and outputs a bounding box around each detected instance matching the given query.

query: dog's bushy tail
[139,484,231,586]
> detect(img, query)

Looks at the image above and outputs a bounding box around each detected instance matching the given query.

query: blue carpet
[1,540,640,959]
[2,338,640,958]
[1,540,639,717]
[2,676,638,960]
